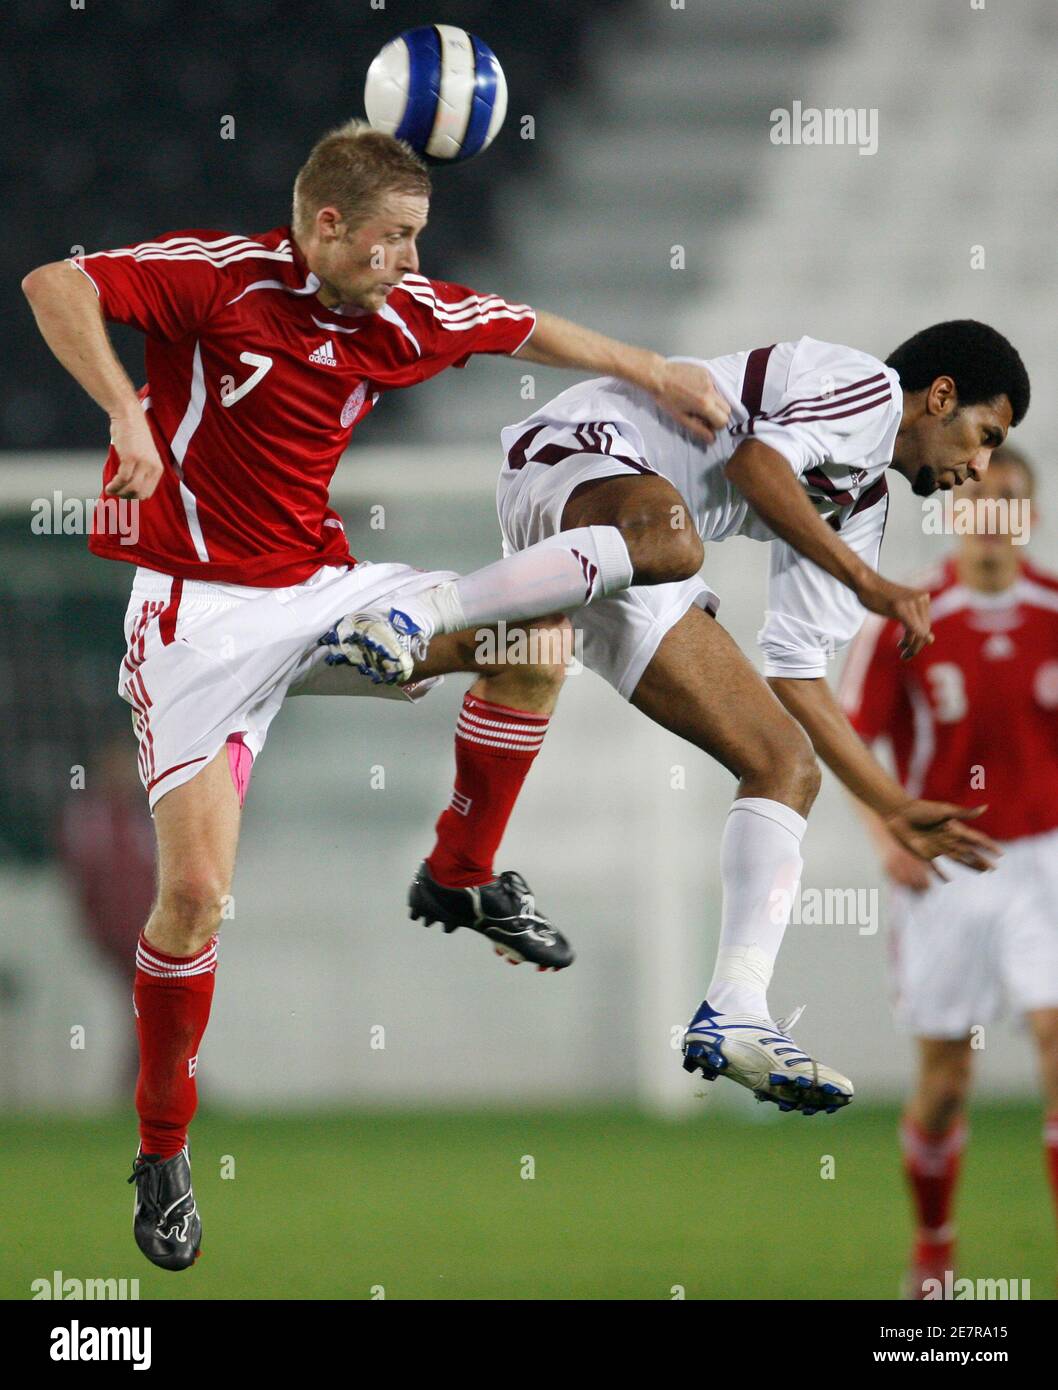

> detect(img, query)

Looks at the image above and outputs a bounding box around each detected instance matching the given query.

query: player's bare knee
[619,510,704,584]
[155,877,228,949]
[921,1085,969,1132]
[525,656,567,698]
[781,750,821,817]
[920,1053,973,1124]
[742,721,820,815]
[661,522,705,581]
[791,740,823,810]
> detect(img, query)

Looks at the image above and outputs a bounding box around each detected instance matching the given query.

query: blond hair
[291,120,430,238]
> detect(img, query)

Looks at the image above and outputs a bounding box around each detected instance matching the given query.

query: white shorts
[889,827,1058,1037]
[119,561,456,810]
[496,444,719,700]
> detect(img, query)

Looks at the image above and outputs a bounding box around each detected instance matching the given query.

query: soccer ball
[364,24,508,164]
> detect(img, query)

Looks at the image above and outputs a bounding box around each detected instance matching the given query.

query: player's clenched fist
[105,410,164,499]
[653,359,732,445]
[855,573,934,660]
[884,799,1002,877]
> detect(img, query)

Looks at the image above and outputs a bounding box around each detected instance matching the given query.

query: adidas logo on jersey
[308,340,338,366]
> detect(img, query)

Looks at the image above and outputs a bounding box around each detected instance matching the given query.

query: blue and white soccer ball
[364,24,508,163]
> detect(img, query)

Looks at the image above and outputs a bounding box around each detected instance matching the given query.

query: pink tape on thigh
[225,732,253,808]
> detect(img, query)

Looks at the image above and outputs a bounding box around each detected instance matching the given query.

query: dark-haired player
[21,119,732,1271]
[840,447,1058,1298]
[335,323,1029,1115]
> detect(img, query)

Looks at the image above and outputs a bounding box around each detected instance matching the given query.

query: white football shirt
[500,337,903,677]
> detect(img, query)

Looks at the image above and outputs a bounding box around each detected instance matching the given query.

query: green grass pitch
[2,1104,1053,1300]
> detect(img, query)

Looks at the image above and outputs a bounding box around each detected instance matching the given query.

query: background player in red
[56,733,157,1092]
[840,446,1058,1297]
[20,120,730,1271]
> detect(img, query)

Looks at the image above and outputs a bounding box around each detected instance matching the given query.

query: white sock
[393,526,634,638]
[705,797,807,1020]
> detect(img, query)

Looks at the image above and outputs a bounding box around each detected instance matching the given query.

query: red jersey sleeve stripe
[400,296,535,328]
[403,282,530,312]
[94,242,294,269]
[400,278,533,319]
[402,272,532,307]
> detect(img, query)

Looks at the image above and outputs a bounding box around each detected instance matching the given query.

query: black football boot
[408,862,575,971]
[128,1145,202,1271]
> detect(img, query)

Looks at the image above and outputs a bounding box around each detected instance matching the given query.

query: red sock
[133,933,218,1160]
[900,1114,966,1269]
[1044,1112,1058,1229]
[426,693,550,888]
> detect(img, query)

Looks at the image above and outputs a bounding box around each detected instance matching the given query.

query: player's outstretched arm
[727,439,933,659]
[511,309,730,444]
[21,261,163,500]
[767,673,1001,875]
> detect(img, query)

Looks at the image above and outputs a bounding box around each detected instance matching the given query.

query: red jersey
[73,227,536,585]
[840,556,1058,841]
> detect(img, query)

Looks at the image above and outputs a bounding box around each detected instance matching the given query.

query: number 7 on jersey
[221,352,273,408]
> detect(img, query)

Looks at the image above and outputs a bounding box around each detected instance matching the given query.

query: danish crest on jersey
[341,382,368,427]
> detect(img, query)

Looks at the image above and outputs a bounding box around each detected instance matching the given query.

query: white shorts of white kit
[119,561,456,811]
[496,445,719,700]
[888,827,1058,1038]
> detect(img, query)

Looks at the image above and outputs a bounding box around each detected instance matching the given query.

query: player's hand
[855,573,933,660]
[884,800,1002,879]
[881,839,933,893]
[652,360,731,445]
[105,409,165,500]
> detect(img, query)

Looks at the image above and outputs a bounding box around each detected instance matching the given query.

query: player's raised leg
[128,748,243,1271]
[558,473,703,582]
[627,604,852,1113]
[407,618,575,970]
[900,1037,972,1298]
[324,474,700,683]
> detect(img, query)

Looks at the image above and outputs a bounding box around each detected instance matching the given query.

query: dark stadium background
[3,0,634,452]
